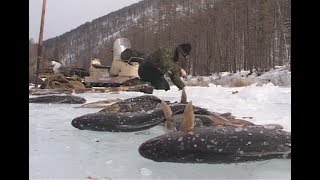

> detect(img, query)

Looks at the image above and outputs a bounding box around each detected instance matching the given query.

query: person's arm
[168,64,186,90]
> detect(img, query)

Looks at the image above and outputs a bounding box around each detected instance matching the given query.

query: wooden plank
[29,84,154,95]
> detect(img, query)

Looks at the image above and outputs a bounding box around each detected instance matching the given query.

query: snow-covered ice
[29,81,290,179]
[29,67,291,179]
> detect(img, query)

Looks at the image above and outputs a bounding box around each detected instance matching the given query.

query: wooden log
[29,84,154,95]
[29,88,73,95]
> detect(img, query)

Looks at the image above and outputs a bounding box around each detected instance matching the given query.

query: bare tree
[42,0,291,76]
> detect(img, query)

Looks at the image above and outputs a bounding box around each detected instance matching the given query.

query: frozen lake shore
[29,84,291,179]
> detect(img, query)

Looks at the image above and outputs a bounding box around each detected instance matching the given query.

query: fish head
[138,132,186,162]
[139,136,163,160]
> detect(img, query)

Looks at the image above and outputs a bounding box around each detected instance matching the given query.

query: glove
[180,68,187,80]
[120,48,133,60]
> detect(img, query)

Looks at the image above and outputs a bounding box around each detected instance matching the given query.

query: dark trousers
[138,61,170,91]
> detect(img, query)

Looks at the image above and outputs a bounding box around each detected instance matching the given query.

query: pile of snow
[184,66,291,87]
[255,66,291,87]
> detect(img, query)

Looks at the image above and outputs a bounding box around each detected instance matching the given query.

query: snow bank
[183,66,291,87]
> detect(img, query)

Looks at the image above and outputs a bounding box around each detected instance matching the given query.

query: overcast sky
[29,0,142,41]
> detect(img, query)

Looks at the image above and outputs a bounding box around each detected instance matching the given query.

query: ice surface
[29,84,291,179]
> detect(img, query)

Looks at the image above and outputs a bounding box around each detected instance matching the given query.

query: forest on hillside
[29,0,290,80]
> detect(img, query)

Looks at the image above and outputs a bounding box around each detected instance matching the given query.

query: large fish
[99,95,163,113]
[138,102,291,164]
[29,95,86,104]
[138,125,291,163]
[71,111,165,132]
[71,103,211,132]
[72,95,254,132]
[84,95,252,129]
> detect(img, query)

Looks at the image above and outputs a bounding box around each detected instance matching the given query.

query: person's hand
[181,68,187,80]
[180,87,187,104]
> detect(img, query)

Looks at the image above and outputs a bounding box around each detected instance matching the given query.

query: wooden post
[35,0,47,88]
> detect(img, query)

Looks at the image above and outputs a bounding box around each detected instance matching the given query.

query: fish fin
[181,101,195,132]
[240,151,291,158]
[210,113,233,126]
[180,88,187,104]
[99,104,120,112]
[228,119,255,126]
[161,100,173,118]
[161,100,174,129]
[115,119,164,132]
[262,124,284,130]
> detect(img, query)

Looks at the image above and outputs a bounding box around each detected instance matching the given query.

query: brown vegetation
[29,39,52,83]
[185,81,209,87]
[231,79,253,87]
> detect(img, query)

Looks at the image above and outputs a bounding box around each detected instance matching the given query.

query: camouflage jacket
[147,47,185,90]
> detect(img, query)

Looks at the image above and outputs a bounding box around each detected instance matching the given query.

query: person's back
[147,48,176,74]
